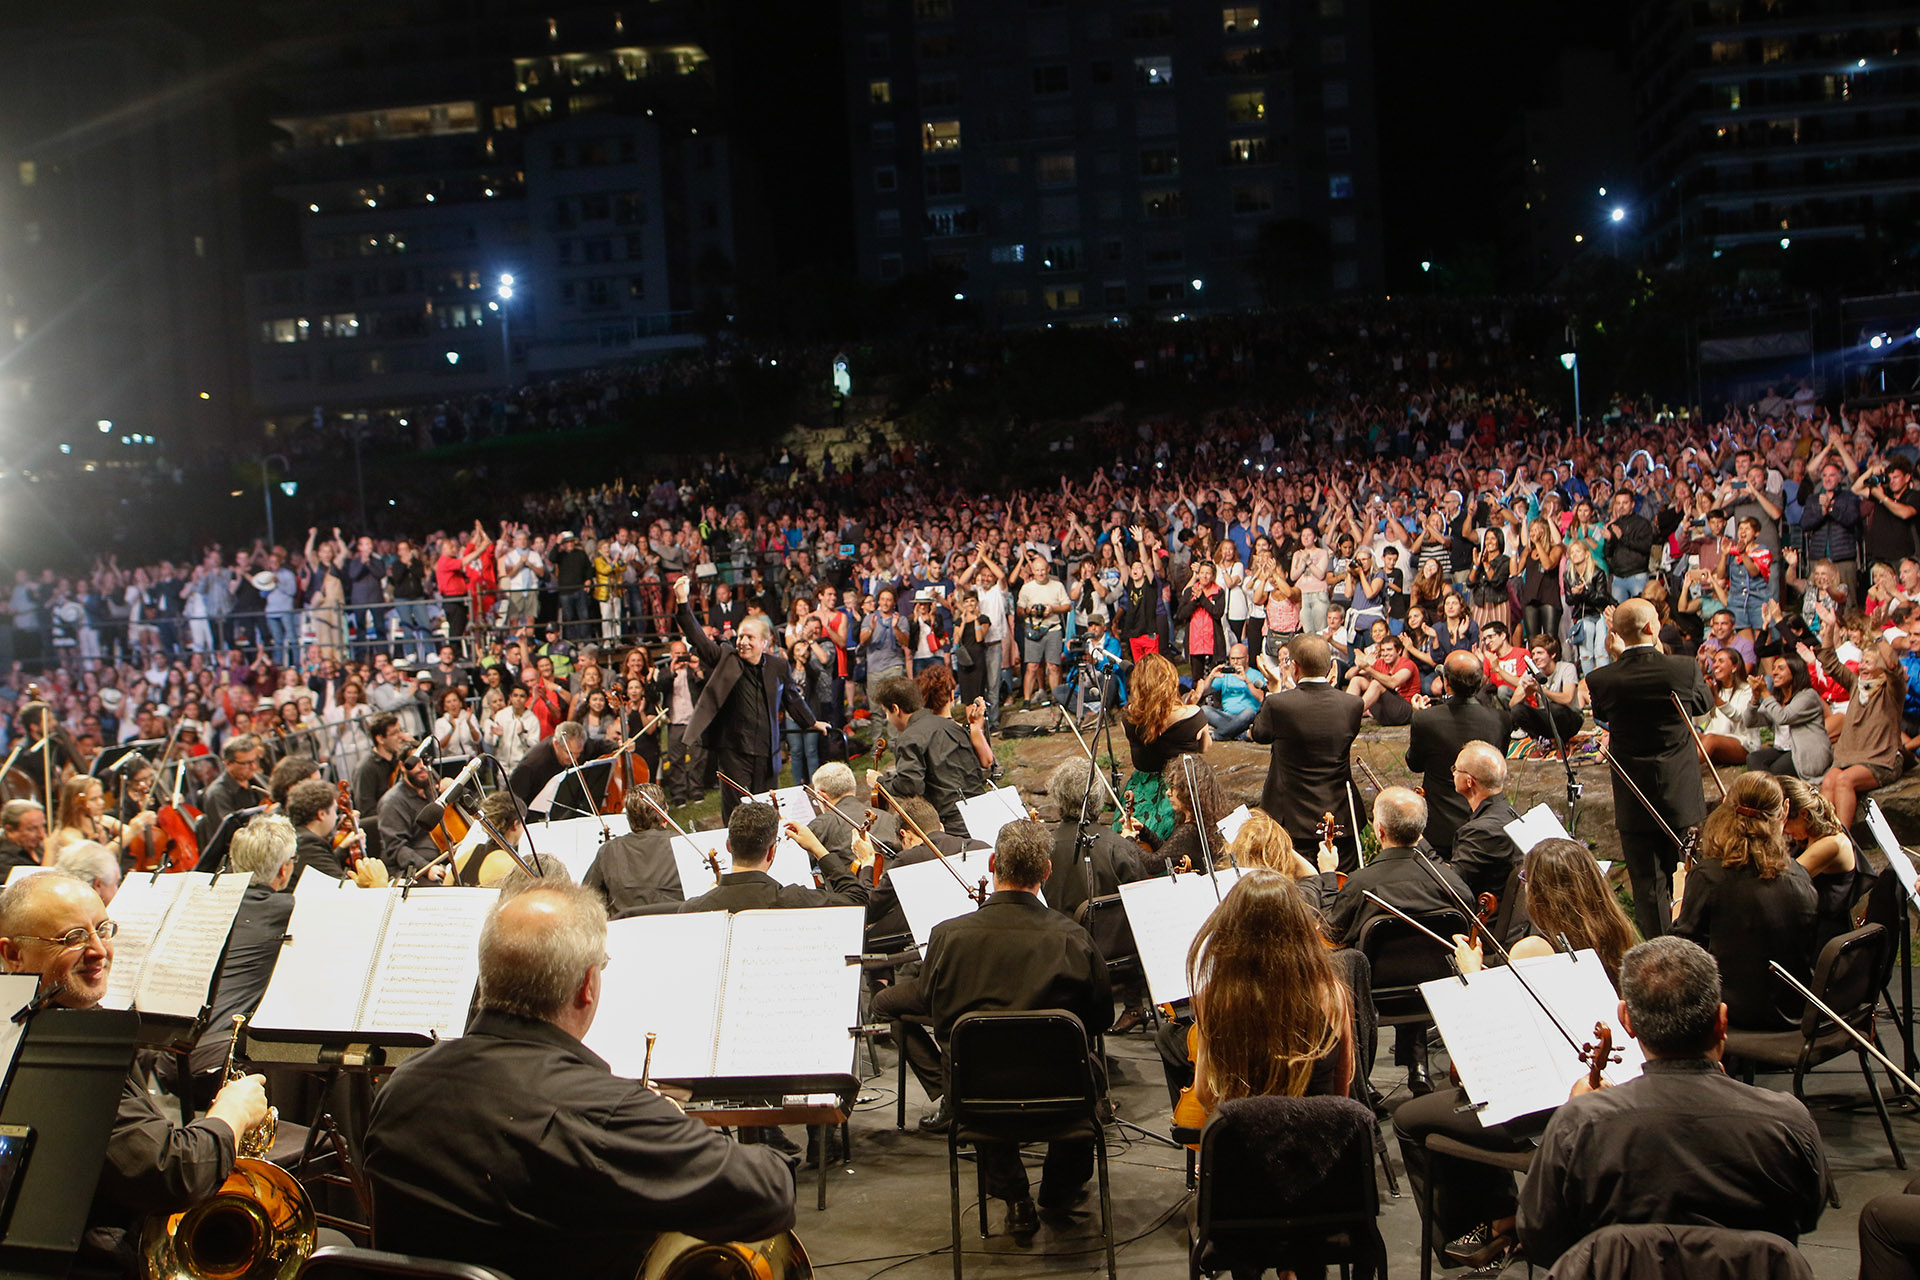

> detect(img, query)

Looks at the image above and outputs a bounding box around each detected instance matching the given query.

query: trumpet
[143,1016,315,1280]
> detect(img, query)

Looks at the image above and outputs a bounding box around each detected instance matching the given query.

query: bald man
[1405,651,1510,858]
[0,873,269,1272]
[364,879,795,1280]
[1584,599,1711,936]
[1448,743,1522,899]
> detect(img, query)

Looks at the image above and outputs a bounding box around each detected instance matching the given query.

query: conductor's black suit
[1248,679,1365,871]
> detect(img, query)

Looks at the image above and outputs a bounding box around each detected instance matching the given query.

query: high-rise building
[0,15,248,460]
[841,0,1383,324]
[1631,1,1920,266]
[1495,49,1634,288]
[245,1,736,417]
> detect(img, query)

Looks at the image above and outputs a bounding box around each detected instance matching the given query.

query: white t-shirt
[975,584,1010,644]
[1017,579,1071,632]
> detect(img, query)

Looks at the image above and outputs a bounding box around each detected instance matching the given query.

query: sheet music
[1420,950,1644,1126]
[750,785,817,825]
[1117,868,1245,1006]
[0,972,38,1101]
[588,912,730,1080]
[1503,803,1574,854]
[958,786,1026,847]
[886,854,989,949]
[360,888,495,1037]
[3,865,48,887]
[521,814,630,883]
[1217,805,1253,846]
[669,831,724,898]
[134,873,251,1019]
[1867,800,1917,900]
[101,873,192,1011]
[253,888,394,1033]
[711,907,863,1078]
[766,834,818,889]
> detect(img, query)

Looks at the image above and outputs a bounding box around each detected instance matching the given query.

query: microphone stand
[1182,755,1229,903]
[1057,694,1124,815]
[1525,657,1582,836]
[542,758,611,841]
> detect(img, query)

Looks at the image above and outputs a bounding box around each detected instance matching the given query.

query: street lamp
[496,273,516,376]
[1560,352,1581,432]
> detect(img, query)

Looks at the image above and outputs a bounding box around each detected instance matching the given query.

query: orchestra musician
[860,796,950,947]
[0,799,45,871]
[867,676,988,833]
[1516,938,1829,1269]
[451,790,533,888]
[1404,652,1510,859]
[1447,743,1523,900]
[286,778,381,885]
[46,775,151,865]
[1040,757,1146,922]
[0,872,269,1276]
[804,761,901,870]
[868,820,1109,1242]
[677,802,864,912]
[1584,598,1711,937]
[54,841,122,904]
[1248,635,1364,871]
[352,713,408,817]
[507,720,616,820]
[376,752,456,881]
[363,879,798,1280]
[194,734,268,846]
[584,784,686,914]
[1392,838,1636,1272]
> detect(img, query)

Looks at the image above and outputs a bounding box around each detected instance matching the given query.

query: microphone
[438,755,487,804]
[402,735,435,769]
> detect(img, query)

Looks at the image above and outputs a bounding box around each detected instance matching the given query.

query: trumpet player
[0,872,269,1276]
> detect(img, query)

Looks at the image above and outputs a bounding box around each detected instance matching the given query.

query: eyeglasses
[12,920,119,950]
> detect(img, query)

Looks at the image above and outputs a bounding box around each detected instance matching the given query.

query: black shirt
[585,829,686,914]
[1672,859,1818,1031]
[364,1010,796,1280]
[678,867,860,912]
[720,659,770,757]
[294,828,350,883]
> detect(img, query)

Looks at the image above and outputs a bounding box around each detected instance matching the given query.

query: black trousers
[1514,700,1583,745]
[713,743,775,821]
[1620,825,1682,939]
[1746,745,1803,778]
[664,722,706,804]
[977,1139,1093,1205]
[1392,1088,1545,1242]
[1860,1174,1920,1280]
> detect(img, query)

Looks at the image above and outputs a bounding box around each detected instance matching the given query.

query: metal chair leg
[1419,1143,1438,1280]
[976,1148,990,1237]
[1096,1134,1117,1280]
[948,1131,964,1280]
[1861,1049,1908,1170]
[1373,1121,1400,1198]
[896,1023,908,1130]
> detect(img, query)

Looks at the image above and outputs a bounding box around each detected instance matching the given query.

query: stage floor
[793,1028,1910,1279]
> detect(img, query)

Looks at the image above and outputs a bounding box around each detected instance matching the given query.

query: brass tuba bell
[637,1231,811,1280]
[143,1016,315,1280]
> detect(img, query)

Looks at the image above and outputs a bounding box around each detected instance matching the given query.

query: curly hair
[1700,771,1789,880]
[1778,776,1842,840]
[1125,651,1185,740]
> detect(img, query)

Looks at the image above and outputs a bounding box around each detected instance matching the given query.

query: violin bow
[1670,691,1727,800]
[875,780,986,904]
[1596,748,1688,852]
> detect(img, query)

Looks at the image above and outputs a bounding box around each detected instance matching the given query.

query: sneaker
[1445,1224,1494,1262]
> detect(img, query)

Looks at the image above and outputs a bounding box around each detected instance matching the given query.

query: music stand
[89,740,166,779]
[0,1007,141,1276]
[192,806,270,875]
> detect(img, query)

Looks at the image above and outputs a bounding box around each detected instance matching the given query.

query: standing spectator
[345,535,388,659]
[1798,458,1862,604]
[487,686,540,772]
[553,532,593,640]
[434,537,481,641]
[1015,553,1071,706]
[1603,491,1659,603]
[388,539,432,665]
[858,587,908,710]
[1857,456,1920,571]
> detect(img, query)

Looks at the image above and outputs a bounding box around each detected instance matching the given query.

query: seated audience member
[1344,632,1418,726]
[1509,634,1584,746]
[1817,635,1907,829]
[1693,647,1759,766]
[1740,653,1831,780]
[1517,937,1828,1269]
[364,879,797,1279]
[1198,644,1268,741]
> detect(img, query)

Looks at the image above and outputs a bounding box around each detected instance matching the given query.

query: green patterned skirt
[1114,769,1177,844]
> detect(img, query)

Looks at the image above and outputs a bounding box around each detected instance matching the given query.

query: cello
[132,757,201,874]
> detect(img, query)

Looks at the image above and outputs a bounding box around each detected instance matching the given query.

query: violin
[1172,1018,1206,1149]
[975,874,990,905]
[1468,890,1499,948]
[858,808,885,887]
[427,773,473,857]
[1118,788,1144,843]
[131,759,200,874]
[1317,811,1346,890]
[332,780,363,870]
[705,849,723,882]
[1579,1021,1621,1091]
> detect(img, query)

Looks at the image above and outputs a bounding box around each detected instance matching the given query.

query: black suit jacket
[875,709,985,832]
[1585,646,1712,835]
[1044,821,1147,921]
[1325,845,1473,946]
[1405,695,1512,856]
[584,829,686,914]
[1248,682,1364,869]
[508,737,618,812]
[189,885,294,1076]
[1450,794,1522,899]
[678,867,859,912]
[676,601,813,756]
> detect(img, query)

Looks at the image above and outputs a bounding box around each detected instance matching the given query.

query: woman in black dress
[951,592,990,708]
[1114,651,1209,843]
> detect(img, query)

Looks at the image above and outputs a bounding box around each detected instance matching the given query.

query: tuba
[143,1017,316,1280]
[636,1232,811,1280]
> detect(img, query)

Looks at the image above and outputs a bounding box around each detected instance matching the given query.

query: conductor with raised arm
[673,576,823,821]
[1581,599,1711,937]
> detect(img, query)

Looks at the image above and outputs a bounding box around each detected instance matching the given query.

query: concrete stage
[790,1026,1912,1279]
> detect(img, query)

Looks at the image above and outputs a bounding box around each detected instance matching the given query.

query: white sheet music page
[958,787,1026,847]
[102,873,194,1012]
[360,888,496,1038]
[522,814,630,883]
[3,865,48,887]
[1117,868,1244,1007]
[1503,804,1573,855]
[1867,800,1918,900]
[765,834,819,889]
[711,907,863,1079]
[1421,950,1642,1126]
[587,912,730,1081]
[886,854,987,950]
[669,832,724,898]
[1217,805,1253,846]
[0,973,39,1093]
[134,872,252,1019]
[750,786,817,825]
[253,887,393,1033]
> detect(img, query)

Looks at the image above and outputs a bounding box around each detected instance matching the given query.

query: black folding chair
[1356,908,1471,1081]
[300,1246,514,1280]
[946,1010,1115,1280]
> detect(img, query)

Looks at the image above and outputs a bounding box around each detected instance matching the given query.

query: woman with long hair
[1157,755,1231,872]
[1695,648,1759,766]
[1741,654,1831,780]
[1115,651,1208,843]
[434,688,483,756]
[1175,560,1227,680]
[1674,771,1817,1030]
[1291,525,1331,635]
[1562,539,1611,671]
[1404,837,1638,1270]
[1514,518,1564,642]
[47,774,144,864]
[1182,870,1354,1113]
[1467,528,1513,630]
[1779,777,1866,953]
[1819,637,1906,829]
[1409,558,1449,617]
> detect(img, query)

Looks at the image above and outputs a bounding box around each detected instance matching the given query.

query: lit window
[492,105,519,130]
[1226,137,1269,165]
[1043,285,1082,311]
[1135,56,1174,89]
[922,120,961,151]
[1226,91,1265,122]
[1142,190,1185,219]
[870,79,892,105]
[990,244,1027,264]
[1039,241,1081,271]
[1221,6,1259,33]
[1329,172,1353,199]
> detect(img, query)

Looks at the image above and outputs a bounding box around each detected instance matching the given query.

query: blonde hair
[1702,771,1789,879]
[1224,810,1296,871]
